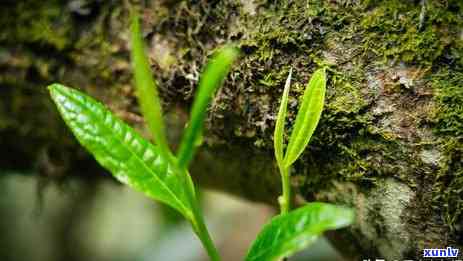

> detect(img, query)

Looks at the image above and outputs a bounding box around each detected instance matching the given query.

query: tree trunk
[1,0,462,259]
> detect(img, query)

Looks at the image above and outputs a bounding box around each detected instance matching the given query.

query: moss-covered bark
[1,0,462,259]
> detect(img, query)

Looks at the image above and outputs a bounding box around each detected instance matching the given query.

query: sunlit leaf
[284,68,326,167]
[48,84,193,219]
[177,45,239,168]
[245,202,354,261]
[274,68,292,169]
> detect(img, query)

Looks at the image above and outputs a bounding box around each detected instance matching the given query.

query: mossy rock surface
[0,0,462,259]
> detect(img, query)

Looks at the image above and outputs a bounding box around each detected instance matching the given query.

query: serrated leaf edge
[48,84,194,220]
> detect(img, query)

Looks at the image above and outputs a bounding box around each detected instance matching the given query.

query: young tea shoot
[49,10,238,261]
[245,68,354,261]
[276,68,326,214]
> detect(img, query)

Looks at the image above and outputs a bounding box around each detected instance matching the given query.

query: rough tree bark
[0,0,462,260]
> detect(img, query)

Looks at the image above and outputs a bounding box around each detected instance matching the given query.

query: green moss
[258,70,290,88]
[430,71,463,234]
[433,139,463,234]
[0,0,73,50]
[432,71,463,136]
[360,0,463,66]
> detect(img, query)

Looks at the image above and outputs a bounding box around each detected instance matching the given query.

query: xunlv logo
[423,247,459,258]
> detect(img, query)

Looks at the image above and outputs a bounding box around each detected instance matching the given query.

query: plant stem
[279,167,291,261]
[279,167,291,214]
[179,167,221,261]
[191,207,221,261]
[130,10,220,260]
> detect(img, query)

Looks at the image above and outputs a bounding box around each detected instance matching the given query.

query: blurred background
[0,171,343,261]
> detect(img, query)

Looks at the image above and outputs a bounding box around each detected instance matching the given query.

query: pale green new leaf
[177,46,239,169]
[130,12,172,163]
[245,202,354,261]
[284,68,326,167]
[48,84,193,220]
[274,68,292,169]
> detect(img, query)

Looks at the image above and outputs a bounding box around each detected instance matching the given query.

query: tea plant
[48,10,353,261]
[244,69,354,261]
[48,12,235,261]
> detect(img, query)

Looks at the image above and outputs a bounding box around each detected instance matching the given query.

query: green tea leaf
[245,202,354,261]
[177,46,239,168]
[130,12,172,163]
[274,68,292,169]
[284,68,326,167]
[48,84,193,219]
